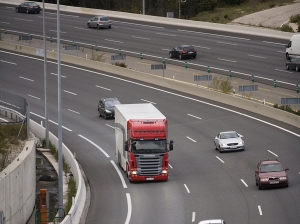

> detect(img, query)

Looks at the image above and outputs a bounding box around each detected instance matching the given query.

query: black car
[16,2,41,14]
[98,98,121,119]
[169,45,197,60]
[286,56,300,72]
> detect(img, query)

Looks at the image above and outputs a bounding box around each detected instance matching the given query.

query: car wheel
[104,114,107,119]
[179,54,182,60]
[108,25,111,29]
[214,142,218,150]
[258,183,262,190]
[87,23,91,28]
[37,11,40,14]
[286,53,290,60]
[296,66,299,72]
[26,9,29,14]
[16,8,19,13]
[169,52,172,58]
[255,179,258,186]
[193,55,196,59]
[219,146,222,153]
[97,24,100,29]
[286,65,289,70]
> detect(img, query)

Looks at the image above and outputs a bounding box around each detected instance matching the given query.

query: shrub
[281,24,294,33]
[113,61,128,68]
[196,0,217,12]
[220,78,233,94]
[273,104,300,116]
[224,15,228,19]
[290,14,300,23]
[90,51,105,62]
[269,3,275,8]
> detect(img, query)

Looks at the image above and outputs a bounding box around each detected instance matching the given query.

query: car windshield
[183,46,194,51]
[100,17,109,21]
[220,132,238,139]
[105,100,120,107]
[260,164,284,173]
[131,140,167,154]
[28,3,38,6]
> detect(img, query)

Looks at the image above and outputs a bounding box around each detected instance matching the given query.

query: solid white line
[20,76,34,81]
[184,184,190,193]
[30,112,72,131]
[193,45,210,49]
[192,212,196,222]
[78,134,110,157]
[105,39,124,43]
[216,156,225,163]
[68,109,80,114]
[37,16,57,20]
[105,124,115,129]
[14,18,32,22]
[156,32,176,37]
[258,205,263,215]
[141,99,156,104]
[110,160,127,188]
[61,14,79,18]
[0,118,8,122]
[96,85,111,91]
[114,20,163,29]
[217,41,237,46]
[63,90,77,95]
[280,20,289,27]
[132,36,150,40]
[74,27,90,31]
[187,114,202,119]
[275,69,293,74]
[51,72,66,78]
[0,60,16,65]
[277,51,286,54]
[3,50,300,137]
[125,193,132,224]
[186,136,196,142]
[27,94,40,100]
[248,54,266,59]
[263,41,286,46]
[168,163,173,169]
[267,150,278,157]
[0,21,9,24]
[218,58,237,63]
[177,29,250,40]
[241,179,248,187]
[49,30,66,33]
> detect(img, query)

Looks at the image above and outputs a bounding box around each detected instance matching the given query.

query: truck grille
[135,154,164,176]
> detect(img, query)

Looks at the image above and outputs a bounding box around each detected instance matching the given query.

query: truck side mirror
[169,140,174,151]
[124,141,128,151]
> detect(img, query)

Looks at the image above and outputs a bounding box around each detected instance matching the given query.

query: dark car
[98,98,120,119]
[169,45,197,60]
[87,16,112,29]
[286,56,300,71]
[255,159,289,190]
[16,2,41,14]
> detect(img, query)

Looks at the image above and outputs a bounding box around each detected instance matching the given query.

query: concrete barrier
[0,0,293,40]
[0,140,35,224]
[30,120,86,224]
[1,41,299,128]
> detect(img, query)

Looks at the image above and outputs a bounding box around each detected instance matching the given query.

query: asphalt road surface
[1,49,299,224]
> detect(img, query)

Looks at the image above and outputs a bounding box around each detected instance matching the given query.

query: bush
[113,61,128,68]
[224,14,228,19]
[290,14,300,23]
[273,104,300,116]
[196,0,217,12]
[269,3,275,8]
[209,77,233,94]
[90,51,105,62]
[281,24,294,33]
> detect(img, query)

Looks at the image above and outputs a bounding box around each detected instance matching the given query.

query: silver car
[87,16,111,29]
[214,131,244,152]
[199,220,226,224]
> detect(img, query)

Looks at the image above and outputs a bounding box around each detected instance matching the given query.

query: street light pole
[179,0,180,19]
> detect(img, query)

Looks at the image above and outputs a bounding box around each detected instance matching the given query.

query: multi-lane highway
[1,3,300,224]
[0,3,299,90]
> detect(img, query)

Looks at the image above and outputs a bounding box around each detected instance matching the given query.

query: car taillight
[194,50,197,53]
[30,6,33,9]
[99,22,103,24]
[182,50,187,54]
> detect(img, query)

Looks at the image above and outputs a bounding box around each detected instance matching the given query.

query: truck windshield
[131,140,166,153]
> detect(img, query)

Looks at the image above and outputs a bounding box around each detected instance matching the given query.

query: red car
[255,159,289,190]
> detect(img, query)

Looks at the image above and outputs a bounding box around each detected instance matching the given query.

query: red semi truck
[115,103,174,182]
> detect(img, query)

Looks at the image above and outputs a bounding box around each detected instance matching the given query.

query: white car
[199,219,226,224]
[214,131,244,152]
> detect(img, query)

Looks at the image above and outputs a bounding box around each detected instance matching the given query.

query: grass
[209,77,233,94]
[191,0,295,24]
[273,104,300,116]
[0,124,27,171]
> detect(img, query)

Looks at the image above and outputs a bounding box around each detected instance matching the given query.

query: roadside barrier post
[4,28,6,34]
[296,84,299,93]
[185,61,188,69]
[274,79,277,88]
[140,52,143,59]
[119,48,121,55]
[95,45,98,51]
[252,75,254,82]
[207,66,210,74]
[50,36,52,43]
[72,41,75,46]
[28,33,30,38]
[229,70,232,78]
[162,57,166,78]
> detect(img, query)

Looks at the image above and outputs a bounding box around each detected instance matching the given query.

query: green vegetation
[273,104,300,116]
[210,77,233,94]
[41,139,76,214]
[113,61,128,68]
[191,0,294,24]
[281,24,294,32]
[0,124,27,171]
[290,14,300,32]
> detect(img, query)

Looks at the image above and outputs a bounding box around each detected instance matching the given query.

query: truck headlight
[162,170,168,174]
[131,171,138,175]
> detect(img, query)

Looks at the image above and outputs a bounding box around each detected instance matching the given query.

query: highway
[0,3,299,90]
[1,49,300,223]
[1,3,300,223]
